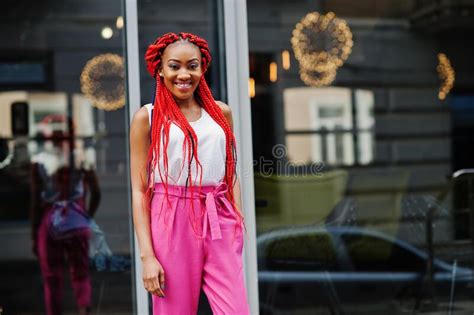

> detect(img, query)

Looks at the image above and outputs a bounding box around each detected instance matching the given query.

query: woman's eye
[190,64,199,70]
[169,64,179,70]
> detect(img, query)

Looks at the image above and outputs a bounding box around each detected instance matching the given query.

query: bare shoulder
[130,106,150,136]
[215,100,232,117]
[215,100,234,130]
[131,106,149,125]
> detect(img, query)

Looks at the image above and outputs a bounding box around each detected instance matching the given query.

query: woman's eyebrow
[167,58,200,63]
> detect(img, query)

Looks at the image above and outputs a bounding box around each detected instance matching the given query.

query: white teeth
[176,83,191,88]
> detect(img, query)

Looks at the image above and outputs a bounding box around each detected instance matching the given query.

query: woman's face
[160,41,203,102]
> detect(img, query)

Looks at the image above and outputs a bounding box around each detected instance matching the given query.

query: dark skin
[130,40,243,298]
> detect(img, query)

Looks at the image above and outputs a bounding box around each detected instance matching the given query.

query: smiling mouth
[175,82,192,89]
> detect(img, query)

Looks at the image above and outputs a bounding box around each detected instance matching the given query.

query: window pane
[0,1,134,314]
[261,231,339,271]
[249,0,474,313]
[342,234,426,272]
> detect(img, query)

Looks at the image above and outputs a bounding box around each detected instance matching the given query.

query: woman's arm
[130,106,165,297]
[233,176,243,218]
[216,101,243,217]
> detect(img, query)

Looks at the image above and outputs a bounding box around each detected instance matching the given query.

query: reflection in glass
[284,87,373,166]
[0,1,133,313]
[248,0,474,313]
[30,116,100,315]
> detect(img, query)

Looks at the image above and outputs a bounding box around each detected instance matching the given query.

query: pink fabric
[151,181,250,314]
[37,211,91,315]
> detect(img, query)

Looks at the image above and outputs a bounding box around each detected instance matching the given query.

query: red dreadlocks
[143,32,242,238]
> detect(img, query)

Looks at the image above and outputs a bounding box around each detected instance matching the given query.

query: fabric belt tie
[200,181,228,240]
[153,181,229,241]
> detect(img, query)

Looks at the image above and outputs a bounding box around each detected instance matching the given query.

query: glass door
[0,1,134,314]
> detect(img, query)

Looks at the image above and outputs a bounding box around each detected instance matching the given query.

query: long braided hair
[143,32,244,239]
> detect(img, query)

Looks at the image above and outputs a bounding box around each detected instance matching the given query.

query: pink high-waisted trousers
[150,181,251,314]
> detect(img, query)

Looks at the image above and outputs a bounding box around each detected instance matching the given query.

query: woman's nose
[177,69,191,79]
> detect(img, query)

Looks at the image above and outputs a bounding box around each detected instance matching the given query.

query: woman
[129,32,251,314]
[31,121,100,315]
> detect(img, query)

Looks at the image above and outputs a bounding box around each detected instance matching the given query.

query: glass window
[0,2,133,314]
[342,234,426,272]
[284,87,374,166]
[248,0,474,313]
[260,232,339,271]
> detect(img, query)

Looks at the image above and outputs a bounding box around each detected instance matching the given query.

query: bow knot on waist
[153,181,229,240]
[200,182,228,240]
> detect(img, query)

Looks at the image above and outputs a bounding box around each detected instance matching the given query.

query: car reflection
[257,226,473,313]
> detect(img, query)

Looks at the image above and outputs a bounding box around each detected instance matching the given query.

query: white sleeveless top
[144,103,226,186]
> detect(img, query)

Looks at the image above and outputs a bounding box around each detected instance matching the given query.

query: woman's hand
[142,256,166,297]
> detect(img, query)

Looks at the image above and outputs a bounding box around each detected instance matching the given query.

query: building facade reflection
[0,0,133,314]
[248,0,474,313]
